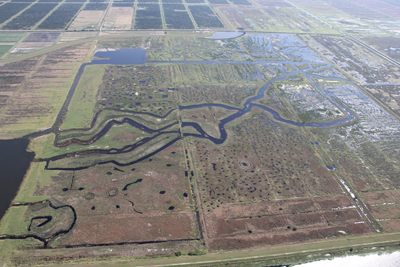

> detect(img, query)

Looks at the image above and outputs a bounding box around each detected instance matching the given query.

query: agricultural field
[0,32,26,43]
[188,5,224,28]
[68,10,105,31]
[163,3,194,30]
[0,3,31,25]
[216,1,338,33]
[2,3,58,30]
[134,3,162,29]
[102,6,133,30]
[37,3,84,30]
[1,0,400,266]
[0,42,92,139]
[290,0,400,35]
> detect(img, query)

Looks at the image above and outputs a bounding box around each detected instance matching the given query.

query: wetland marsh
[1,1,400,265]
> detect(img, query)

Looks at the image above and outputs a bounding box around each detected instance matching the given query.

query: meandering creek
[0,35,357,245]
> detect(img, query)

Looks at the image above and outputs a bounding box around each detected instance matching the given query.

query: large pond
[93,48,146,65]
[0,139,34,219]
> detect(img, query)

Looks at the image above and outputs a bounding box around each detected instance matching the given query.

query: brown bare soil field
[187,110,374,251]
[31,142,199,247]
[68,10,105,31]
[220,7,250,30]
[378,219,400,232]
[208,223,370,251]
[63,211,197,246]
[0,42,92,139]
[11,240,201,266]
[15,42,54,48]
[103,7,133,30]
[11,42,54,54]
[23,32,60,42]
[360,190,399,205]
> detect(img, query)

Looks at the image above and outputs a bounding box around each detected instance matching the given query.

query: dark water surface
[0,139,34,220]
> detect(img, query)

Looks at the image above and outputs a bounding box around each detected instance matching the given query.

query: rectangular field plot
[163,3,194,29]
[83,3,109,10]
[135,3,162,29]
[103,7,133,30]
[208,0,230,4]
[229,0,251,5]
[0,32,26,43]
[11,41,54,54]
[2,3,58,30]
[220,4,336,33]
[23,32,60,42]
[188,5,224,28]
[37,3,83,30]
[68,10,105,31]
[96,65,177,116]
[112,2,134,7]
[0,43,93,138]
[0,45,13,57]
[0,3,30,25]
[27,143,200,247]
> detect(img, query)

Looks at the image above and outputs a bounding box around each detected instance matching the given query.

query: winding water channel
[0,34,359,244]
[35,41,356,170]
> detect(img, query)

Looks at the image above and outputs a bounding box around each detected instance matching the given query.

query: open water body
[0,139,34,220]
[293,251,400,267]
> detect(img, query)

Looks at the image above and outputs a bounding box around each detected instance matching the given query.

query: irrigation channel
[0,35,358,245]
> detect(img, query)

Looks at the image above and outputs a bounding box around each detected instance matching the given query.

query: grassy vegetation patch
[61,64,106,130]
[0,45,13,57]
[0,32,26,42]
[47,132,180,169]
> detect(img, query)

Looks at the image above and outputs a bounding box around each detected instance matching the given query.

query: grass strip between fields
[61,64,105,130]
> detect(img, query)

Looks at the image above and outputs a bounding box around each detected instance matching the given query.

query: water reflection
[293,251,400,267]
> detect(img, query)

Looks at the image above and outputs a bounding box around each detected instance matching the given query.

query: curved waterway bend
[0,38,358,238]
[38,47,357,171]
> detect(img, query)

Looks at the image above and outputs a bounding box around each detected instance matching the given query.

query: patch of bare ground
[103,7,133,30]
[208,223,370,251]
[68,10,105,31]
